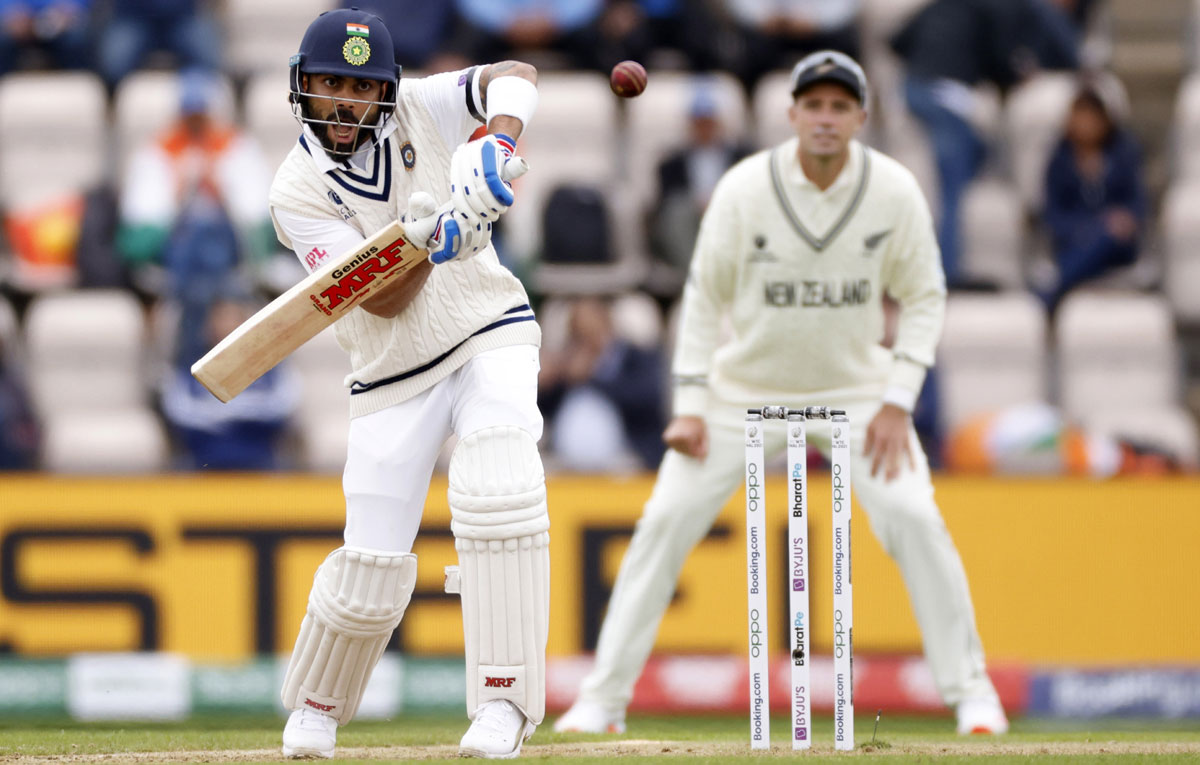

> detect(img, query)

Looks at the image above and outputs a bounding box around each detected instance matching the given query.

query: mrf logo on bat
[308,236,412,315]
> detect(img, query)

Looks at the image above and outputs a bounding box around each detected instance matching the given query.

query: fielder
[556,51,1008,737]
[269,9,548,759]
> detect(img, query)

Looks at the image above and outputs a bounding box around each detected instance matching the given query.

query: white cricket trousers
[340,344,543,553]
[577,396,999,710]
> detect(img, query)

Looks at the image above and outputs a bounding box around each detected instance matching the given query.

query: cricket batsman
[268,9,547,759]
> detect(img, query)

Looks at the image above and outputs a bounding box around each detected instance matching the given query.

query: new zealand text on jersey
[763,279,872,308]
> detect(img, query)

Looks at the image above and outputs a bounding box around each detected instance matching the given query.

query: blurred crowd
[0,0,1196,475]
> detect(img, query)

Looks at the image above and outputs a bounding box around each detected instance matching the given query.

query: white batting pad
[281,547,417,725]
[449,426,550,724]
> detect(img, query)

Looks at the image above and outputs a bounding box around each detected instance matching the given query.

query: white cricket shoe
[459,700,536,759]
[552,699,626,734]
[282,707,338,759]
[956,697,1009,735]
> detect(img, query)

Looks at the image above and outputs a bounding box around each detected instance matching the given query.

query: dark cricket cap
[789,50,868,107]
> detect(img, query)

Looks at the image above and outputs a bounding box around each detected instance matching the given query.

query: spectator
[624,0,721,71]
[451,0,605,70]
[96,0,221,90]
[0,333,39,470]
[539,297,667,471]
[719,0,862,91]
[592,0,655,73]
[0,0,92,75]
[161,296,300,471]
[339,0,460,71]
[650,85,753,275]
[115,69,274,365]
[891,0,1079,288]
[1038,79,1145,311]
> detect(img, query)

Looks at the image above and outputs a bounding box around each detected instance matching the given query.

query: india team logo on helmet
[342,21,371,66]
[289,9,398,97]
[343,37,371,66]
[288,9,401,158]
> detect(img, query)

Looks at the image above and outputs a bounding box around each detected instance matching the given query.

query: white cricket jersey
[673,137,946,415]
[268,67,539,418]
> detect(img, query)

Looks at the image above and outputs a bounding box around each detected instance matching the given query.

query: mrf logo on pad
[484,676,516,688]
[309,237,413,315]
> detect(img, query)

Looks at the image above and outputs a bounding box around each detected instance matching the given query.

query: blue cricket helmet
[289,8,400,109]
[289,8,402,154]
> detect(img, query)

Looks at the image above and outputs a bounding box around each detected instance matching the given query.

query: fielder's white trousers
[578,395,999,710]
[341,344,543,553]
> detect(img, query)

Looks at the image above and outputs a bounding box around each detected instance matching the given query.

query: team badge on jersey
[400,142,416,170]
[343,37,371,66]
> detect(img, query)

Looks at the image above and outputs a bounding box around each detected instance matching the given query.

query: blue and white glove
[439,134,529,263]
[402,192,483,265]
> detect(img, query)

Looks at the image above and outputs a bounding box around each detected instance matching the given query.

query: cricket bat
[191,221,426,402]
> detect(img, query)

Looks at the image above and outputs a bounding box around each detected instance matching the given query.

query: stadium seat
[0,73,107,289]
[512,72,646,294]
[752,70,794,149]
[938,291,1049,432]
[1172,73,1200,180]
[0,72,106,211]
[538,291,663,352]
[289,325,350,473]
[222,0,334,78]
[611,291,664,350]
[860,0,930,37]
[25,290,168,472]
[1055,291,1181,418]
[504,71,618,261]
[1161,180,1200,324]
[960,177,1027,289]
[537,296,574,354]
[625,71,749,208]
[245,71,299,171]
[1004,72,1079,210]
[113,70,237,167]
[0,295,15,351]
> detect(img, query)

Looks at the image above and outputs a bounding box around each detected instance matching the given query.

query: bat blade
[191,221,427,402]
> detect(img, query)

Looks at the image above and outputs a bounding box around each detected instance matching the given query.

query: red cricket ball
[610,60,648,98]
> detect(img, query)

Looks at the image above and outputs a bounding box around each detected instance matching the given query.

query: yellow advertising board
[0,475,1197,664]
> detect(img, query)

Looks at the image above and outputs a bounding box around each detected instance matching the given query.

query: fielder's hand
[863,403,915,481]
[663,415,708,459]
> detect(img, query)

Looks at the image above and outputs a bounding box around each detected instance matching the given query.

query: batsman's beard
[302,101,380,157]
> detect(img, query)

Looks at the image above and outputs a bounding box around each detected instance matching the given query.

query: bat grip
[501,156,529,182]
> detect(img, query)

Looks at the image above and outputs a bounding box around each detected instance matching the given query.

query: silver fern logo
[748,426,758,438]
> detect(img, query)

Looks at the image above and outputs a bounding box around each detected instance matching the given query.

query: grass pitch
[2,713,1199,763]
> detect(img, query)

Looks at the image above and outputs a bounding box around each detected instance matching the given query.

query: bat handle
[501,156,529,182]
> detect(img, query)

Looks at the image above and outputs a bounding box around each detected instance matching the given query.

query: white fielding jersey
[672,137,946,415]
[269,68,539,417]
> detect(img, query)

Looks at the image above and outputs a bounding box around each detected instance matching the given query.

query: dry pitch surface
[5,740,1200,762]
[3,715,1199,763]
